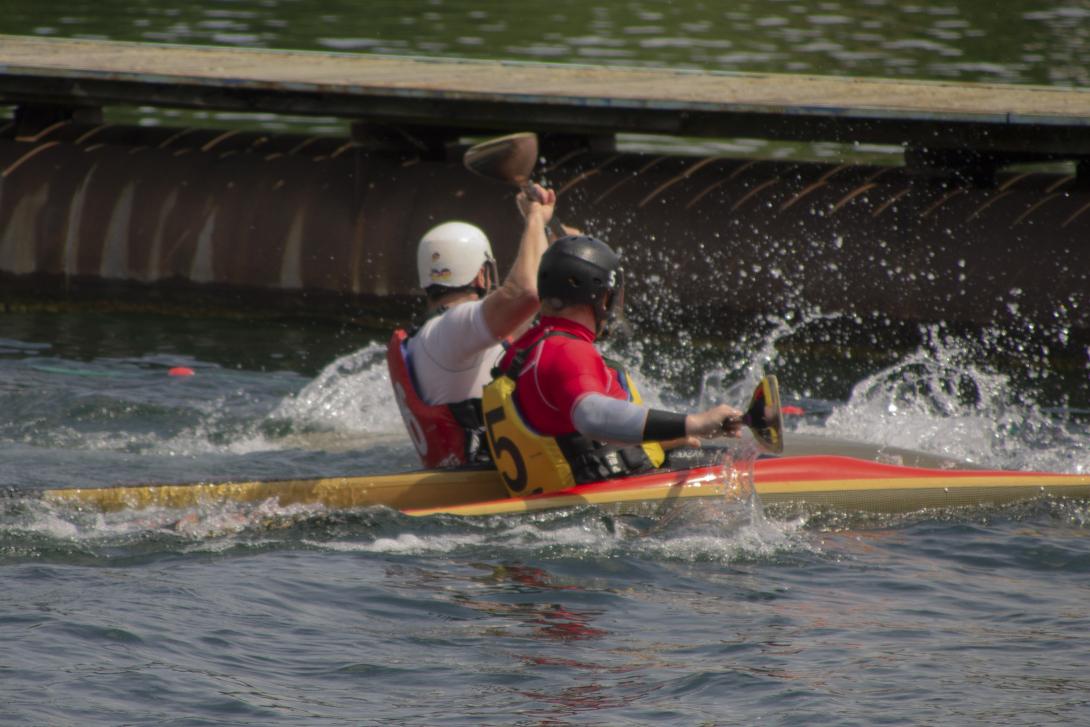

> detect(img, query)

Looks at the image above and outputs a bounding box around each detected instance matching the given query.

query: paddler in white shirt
[386,183,557,468]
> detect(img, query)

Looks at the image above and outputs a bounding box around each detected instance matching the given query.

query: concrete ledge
[3,35,1090,153]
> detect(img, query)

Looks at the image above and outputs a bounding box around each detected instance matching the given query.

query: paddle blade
[463,132,539,187]
[741,375,784,453]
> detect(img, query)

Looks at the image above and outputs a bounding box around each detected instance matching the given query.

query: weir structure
[1,34,1089,342]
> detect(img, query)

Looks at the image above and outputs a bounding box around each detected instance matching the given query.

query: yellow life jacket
[481,332,666,497]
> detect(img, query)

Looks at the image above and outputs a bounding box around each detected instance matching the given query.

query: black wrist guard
[643,409,688,441]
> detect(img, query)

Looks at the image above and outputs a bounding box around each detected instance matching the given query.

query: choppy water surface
[11,0,1090,85]
[2,310,1089,726]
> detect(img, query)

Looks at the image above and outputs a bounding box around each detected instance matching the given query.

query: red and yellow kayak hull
[40,454,1090,516]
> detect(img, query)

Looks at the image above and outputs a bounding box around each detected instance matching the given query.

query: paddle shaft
[523,183,569,239]
[464,132,569,239]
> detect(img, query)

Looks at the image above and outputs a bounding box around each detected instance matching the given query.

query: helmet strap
[595,277,625,340]
[474,260,499,298]
[593,293,613,339]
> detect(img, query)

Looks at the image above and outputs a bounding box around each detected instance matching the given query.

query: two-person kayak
[35,444,1090,516]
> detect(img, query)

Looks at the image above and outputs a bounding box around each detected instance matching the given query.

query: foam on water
[680,308,1090,475]
[798,324,1089,474]
[50,342,412,459]
[270,341,401,434]
[301,498,808,564]
[1,495,328,545]
[143,342,404,457]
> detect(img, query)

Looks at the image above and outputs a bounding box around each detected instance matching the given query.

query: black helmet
[538,235,624,337]
[538,235,620,304]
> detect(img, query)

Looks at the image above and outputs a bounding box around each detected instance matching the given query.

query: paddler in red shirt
[481,235,743,496]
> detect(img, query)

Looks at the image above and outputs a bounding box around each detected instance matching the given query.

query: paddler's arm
[572,395,743,446]
[480,183,556,340]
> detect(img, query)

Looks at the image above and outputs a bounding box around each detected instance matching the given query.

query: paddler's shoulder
[537,316,596,343]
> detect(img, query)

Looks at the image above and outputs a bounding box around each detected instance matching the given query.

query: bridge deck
[2,34,1090,153]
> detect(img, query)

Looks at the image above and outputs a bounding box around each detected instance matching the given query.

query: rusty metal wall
[1,120,1088,334]
[549,152,1090,334]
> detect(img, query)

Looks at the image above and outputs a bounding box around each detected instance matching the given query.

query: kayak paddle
[742,375,784,453]
[463,131,568,239]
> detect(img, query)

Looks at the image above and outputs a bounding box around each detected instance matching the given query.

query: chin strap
[476,259,500,297]
[594,277,625,340]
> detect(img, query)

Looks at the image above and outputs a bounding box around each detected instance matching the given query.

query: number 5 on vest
[485,406,529,493]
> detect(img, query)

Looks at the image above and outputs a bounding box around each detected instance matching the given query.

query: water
[4,2,1090,725]
[9,0,1090,85]
[2,309,1089,726]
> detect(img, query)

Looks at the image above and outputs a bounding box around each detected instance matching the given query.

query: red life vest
[386,329,488,468]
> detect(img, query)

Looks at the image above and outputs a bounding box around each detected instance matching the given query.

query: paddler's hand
[517,183,556,228]
[685,404,743,439]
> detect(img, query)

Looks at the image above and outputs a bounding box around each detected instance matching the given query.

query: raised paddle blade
[463,131,539,187]
[463,131,569,239]
[741,375,784,453]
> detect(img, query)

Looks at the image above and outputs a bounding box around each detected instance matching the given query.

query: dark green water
[3,4,1090,725]
[9,0,1090,84]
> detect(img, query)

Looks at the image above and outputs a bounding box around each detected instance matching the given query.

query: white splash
[805,326,1089,474]
[271,341,402,435]
[153,342,408,456]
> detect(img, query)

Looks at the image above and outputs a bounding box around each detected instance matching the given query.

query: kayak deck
[755,456,1090,512]
[38,454,1090,516]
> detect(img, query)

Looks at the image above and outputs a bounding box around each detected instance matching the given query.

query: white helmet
[416,221,495,291]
